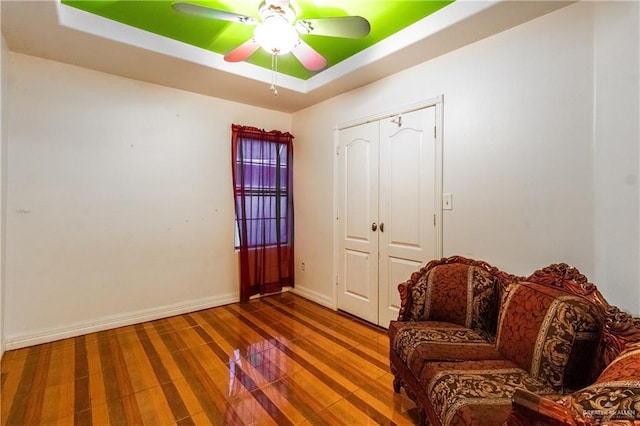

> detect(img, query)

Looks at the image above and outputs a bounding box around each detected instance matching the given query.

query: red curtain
[231,124,294,302]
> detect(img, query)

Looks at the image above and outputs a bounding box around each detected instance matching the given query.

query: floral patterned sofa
[388,256,640,425]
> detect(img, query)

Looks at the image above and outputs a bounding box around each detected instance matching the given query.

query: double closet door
[337,106,438,327]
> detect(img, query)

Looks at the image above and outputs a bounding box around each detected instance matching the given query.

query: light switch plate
[443,193,453,210]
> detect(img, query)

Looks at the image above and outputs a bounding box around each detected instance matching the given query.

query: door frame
[332,95,445,310]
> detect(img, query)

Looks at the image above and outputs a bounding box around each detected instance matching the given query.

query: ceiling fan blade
[172,2,257,25]
[295,16,370,38]
[292,40,327,71]
[224,38,261,62]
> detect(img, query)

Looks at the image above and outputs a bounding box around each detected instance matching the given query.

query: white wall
[592,1,640,315]
[5,53,291,349]
[0,32,7,358]
[292,2,640,315]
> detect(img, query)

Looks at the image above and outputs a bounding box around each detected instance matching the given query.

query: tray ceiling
[62,0,454,80]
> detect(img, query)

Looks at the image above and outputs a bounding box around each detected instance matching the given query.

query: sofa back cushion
[496,282,601,392]
[408,262,498,337]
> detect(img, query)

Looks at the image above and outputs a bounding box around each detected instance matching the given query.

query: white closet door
[336,121,380,324]
[378,106,437,327]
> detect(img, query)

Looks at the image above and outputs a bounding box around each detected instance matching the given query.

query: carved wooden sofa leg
[390,362,402,393]
[418,409,428,426]
[392,375,402,393]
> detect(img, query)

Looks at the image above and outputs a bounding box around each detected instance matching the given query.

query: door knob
[371,222,377,232]
[380,223,384,232]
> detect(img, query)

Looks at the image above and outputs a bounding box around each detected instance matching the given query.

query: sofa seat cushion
[408,262,498,336]
[420,360,556,426]
[389,321,503,374]
[496,282,601,392]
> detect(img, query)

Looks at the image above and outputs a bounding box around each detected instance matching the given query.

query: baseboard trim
[290,285,335,310]
[4,293,239,351]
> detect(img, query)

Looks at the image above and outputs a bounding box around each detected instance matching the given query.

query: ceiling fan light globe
[254,16,299,55]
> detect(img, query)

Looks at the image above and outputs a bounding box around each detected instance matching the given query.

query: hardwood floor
[1,292,419,425]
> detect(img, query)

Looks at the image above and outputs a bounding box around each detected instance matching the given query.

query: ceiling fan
[171,0,371,72]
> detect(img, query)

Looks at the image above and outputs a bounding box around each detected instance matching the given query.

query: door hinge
[336,275,339,286]
[434,214,436,226]
[336,146,340,155]
[433,126,437,138]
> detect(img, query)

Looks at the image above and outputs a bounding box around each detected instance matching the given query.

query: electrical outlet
[301,262,306,272]
[443,193,453,210]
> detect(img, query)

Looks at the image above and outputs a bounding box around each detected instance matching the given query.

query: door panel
[337,121,379,324]
[386,134,422,248]
[378,107,437,327]
[344,249,373,300]
[345,139,373,242]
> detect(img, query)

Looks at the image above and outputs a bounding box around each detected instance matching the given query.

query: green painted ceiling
[62,1,454,80]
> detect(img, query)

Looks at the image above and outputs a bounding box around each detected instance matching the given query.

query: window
[231,125,293,252]
[234,138,291,248]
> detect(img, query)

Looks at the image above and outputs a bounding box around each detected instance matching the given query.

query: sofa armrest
[510,389,578,426]
[396,280,414,322]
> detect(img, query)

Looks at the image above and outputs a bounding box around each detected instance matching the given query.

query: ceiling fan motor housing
[254,15,300,55]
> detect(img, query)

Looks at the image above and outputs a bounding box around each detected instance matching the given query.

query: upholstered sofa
[388,256,640,425]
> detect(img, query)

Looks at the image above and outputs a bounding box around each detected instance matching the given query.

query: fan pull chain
[270,53,279,96]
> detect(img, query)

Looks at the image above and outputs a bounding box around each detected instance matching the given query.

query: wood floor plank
[39,342,75,424]
[0,352,26,425]
[0,293,418,426]
[74,335,92,419]
[86,354,109,410]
